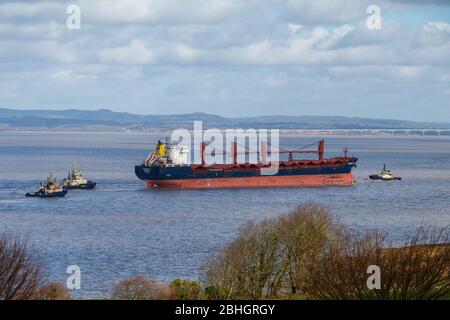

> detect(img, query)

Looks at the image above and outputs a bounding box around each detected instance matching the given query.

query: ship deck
[190,157,357,172]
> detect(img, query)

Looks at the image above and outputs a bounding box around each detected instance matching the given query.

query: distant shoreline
[1,127,450,137]
[2,108,450,133]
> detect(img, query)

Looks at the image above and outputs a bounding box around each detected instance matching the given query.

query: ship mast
[197,139,327,165]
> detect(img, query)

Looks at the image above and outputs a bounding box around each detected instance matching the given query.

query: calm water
[1,132,449,298]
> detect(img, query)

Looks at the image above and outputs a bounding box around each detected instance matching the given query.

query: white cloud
[49,69,97,80]
[50,69,74,79]
[0,40,77,63]
[196,25,401,67]
[171,43,202,62]
[0,22,64,40]
[285,0,373,24]
[0,1,64,18]
[0,0,449,120]
[98,40,155,64]
[316,24,355,49]
[288,23,303,34]
[80,0,248,24]
[262,75,288,88]
[425,21,450,33]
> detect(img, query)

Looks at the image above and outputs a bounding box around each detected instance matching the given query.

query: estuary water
[0,131,449,298]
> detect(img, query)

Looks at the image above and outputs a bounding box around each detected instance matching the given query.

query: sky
[0,0,449,121]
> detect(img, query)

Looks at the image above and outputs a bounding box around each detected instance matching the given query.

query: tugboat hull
[25,189,68,198]
[65,182,96,190]
[369,175,402,181]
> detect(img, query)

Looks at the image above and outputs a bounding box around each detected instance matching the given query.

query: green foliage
[200,203,450,300]
[111,276,173,300]
[0,232,46,300]
[170,279,203,300]
[37,282,72,300]
[306,228,450,300]
[200,203,341,299]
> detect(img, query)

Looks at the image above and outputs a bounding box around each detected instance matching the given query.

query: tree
[37,282,72,300]
[170,279,203,300]
[277,203,341,294]
[202,218,285,299]
[0,233,46,300]
[305,227,450,300]
[201,204,341,299]
[111,276,173,300]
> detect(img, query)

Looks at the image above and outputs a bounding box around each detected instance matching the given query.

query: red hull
[145,173,355,189]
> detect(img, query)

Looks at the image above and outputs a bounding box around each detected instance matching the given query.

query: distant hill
[1,108,449,131]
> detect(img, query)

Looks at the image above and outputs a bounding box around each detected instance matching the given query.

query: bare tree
[37,282,72,300]
[305,227,450,300]
[201,243,240,299]
[0,232,46,300]
[201,203,449,300]
[201,204,341,299]
[111,276,173,300]
[231,219,283,299]
[201,218,283,299]
[277,203,342,294]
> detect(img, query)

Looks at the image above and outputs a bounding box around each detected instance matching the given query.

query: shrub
[111,276,173,300]
[305,227,450,300]
[170,279,203,300]
[202,218,285,299]
[277,203,342,294]
[201,203,340,299]
[201,244,240,300]
[201,203,449,300]
[37,282,72,300]
[0,233,46,300]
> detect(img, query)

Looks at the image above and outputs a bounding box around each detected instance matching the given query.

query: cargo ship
[135,139,358,189]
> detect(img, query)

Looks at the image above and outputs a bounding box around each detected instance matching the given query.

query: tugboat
[26,175,68,198]
[62,164,96,190]
[369,164,402,181]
